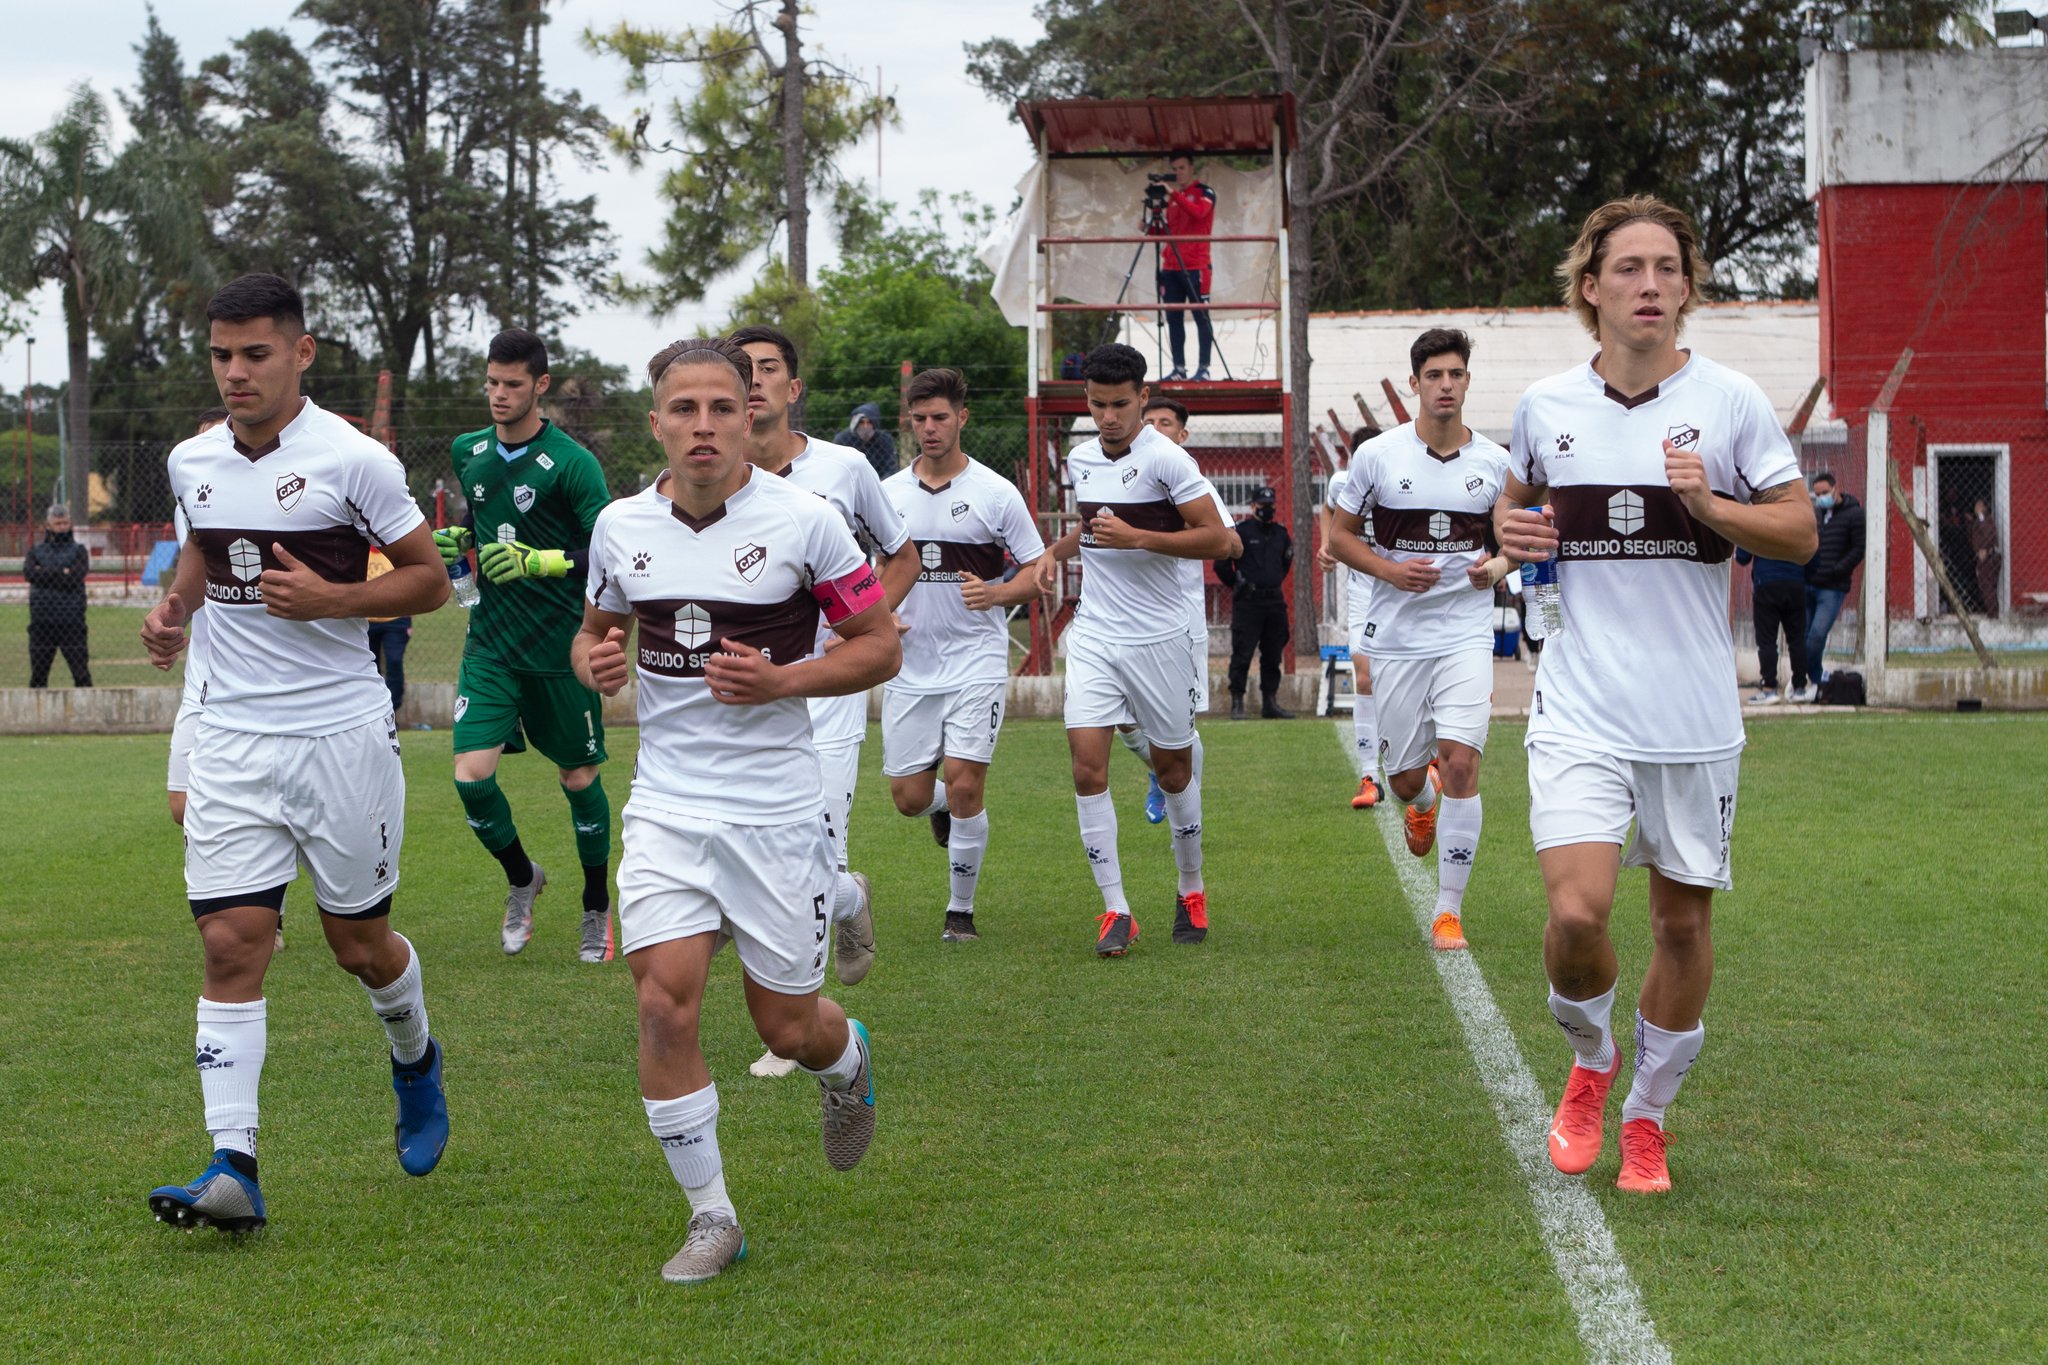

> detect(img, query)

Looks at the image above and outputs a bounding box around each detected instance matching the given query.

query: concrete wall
[1806,49,2048,193]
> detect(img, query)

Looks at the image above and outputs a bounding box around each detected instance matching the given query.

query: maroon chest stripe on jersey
[1371,507,1491,555]
[915,540,1006,582]
[193,525,370,604]
[632,588,821,678]
[1551,485,1732,564]
[1077,498,1186,535]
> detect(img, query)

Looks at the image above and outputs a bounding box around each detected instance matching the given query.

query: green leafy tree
[584,0,893,312]
[0,84,204,516]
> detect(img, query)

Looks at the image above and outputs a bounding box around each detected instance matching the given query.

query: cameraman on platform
[1154,151,1216,383]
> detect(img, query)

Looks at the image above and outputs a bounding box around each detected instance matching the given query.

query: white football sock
[197,997,265,1158]
[1161,777,1204,895]
[1352,690,1379,773]
[1434,794,1483,915]
[1075,791,1127,913]
[645,1085,734,1218]
[800,1023,866,1091]
[1408,765,1441,815]
[1190,732,1205,785]
[1621,1012,1705,1128]
[365,934,430,1066]
[1117,726,1152,766]
[1549,982,1617,1072]
[828,870,865,924]
[946,810,989,913]
[920,783,951,817]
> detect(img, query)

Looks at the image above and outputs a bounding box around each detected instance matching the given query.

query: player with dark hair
[140,272,452,1232]
[881,367,1045,940]
[434,327,616,962]
[575,337,897,1283]
[727,323,918,1074]
[1034,343,1234,953]
[1497,197,1816,1193]
[1328,329,1513,952]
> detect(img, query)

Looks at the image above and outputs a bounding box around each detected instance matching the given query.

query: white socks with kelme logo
[1549,983,1617,1073]
[1434,794,1483,915]
[197,996,266,1157]
[1353,692,1379,773]
[364,934,430,1066]
[947,811,989,913]
[646,1084,733,1219]
[1075,792,1126,914]
[1161,780,1204,896]
[1622,1013,1705,1128]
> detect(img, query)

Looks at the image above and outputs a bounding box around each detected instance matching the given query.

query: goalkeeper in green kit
[435,329,617,961]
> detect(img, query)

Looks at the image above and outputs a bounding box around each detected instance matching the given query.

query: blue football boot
[1144,772,1166,824]
[393,1038,449,1177]
[148,1150,265,1233]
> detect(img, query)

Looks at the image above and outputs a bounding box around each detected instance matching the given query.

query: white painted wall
[1805,49,2048,192]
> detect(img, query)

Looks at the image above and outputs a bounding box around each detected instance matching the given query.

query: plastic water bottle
[1523,506,1563,639]
[449,556,481,609]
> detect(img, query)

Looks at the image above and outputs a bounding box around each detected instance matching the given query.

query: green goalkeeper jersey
[451,420,612,673]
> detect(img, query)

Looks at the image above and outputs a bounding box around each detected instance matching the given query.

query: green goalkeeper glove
[433,526,475,566]
[478,539,570,584]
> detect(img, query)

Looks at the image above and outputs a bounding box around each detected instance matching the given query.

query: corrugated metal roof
[1016,96,1296,157]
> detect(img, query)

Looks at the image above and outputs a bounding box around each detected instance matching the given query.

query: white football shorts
[1526,740,1740,890]
[1063,626,1204,751]
[616,802,835,995]
[1372,647,1493,777]
[880,681,1007,776]
[166,697,202,793]
[184,715,405,914]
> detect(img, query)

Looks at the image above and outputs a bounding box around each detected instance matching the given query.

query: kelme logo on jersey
[196,484,212,504]
[631,552,651,574]
[950,500,969,520]
[1555,433,1574,454]
[676,603,712,649]
[1428,511,1451,540]
[513,484,535,513]
[1667,423,1700,450]
[473,483,485,499]
[734,542,766,582]
[276,473,306,512]
[1608,490,1645,536]
[228,538,263,582]
[1398,478,1413,492]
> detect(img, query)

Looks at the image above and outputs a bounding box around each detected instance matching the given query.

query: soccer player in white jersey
[1033,344,1234,955]
[1494,198,1816,1194]
[882,367,1046,941]
[574,338,898,1284]
[1328,330,1514,952]
[138,274,452,1233]
[728,324,917,1078]
[1319,424,1385,809]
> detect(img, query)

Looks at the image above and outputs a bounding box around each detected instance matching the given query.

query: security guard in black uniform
[1216,484,1293,718]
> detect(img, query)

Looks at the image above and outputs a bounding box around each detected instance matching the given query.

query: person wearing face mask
[1215,484,1294,719]
[1802,471,1863,682]
[24,502,92,687]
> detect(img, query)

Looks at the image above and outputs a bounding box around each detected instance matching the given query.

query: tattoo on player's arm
[1751,480,1802,505]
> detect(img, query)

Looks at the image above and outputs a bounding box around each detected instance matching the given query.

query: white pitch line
[1334,722,1672,1365]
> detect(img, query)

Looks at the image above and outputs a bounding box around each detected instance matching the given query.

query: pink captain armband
[814,565,885,624]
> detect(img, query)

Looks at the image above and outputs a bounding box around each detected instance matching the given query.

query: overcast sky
[0,0,1044,390]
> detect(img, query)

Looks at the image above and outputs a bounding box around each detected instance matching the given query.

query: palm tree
[0,85,200,514]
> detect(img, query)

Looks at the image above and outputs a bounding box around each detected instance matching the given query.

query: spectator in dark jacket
[24,503,92,687]
[833,402,898,480]
[1737,547,1811,704]
[1803,472,1864,681]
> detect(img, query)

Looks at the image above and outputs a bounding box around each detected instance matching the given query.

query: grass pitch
[0,714,2043,1361]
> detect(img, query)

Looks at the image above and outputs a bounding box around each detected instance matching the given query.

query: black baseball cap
[1251,485,1277,504]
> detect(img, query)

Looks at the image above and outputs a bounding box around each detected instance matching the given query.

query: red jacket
[1162,181,1216,287]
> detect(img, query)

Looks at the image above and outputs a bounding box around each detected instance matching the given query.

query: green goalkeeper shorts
[453,650,608,769]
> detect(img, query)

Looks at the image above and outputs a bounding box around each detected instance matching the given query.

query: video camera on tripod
[1142,172,1177,234]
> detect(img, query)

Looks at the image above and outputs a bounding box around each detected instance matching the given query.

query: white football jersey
[1067,423,1214,645]
[1335,423,1510,660]
[777,434,911,747]
[589,469,874,825]
[168,399,425,736]
[172,503,211,710]
[883,457,1045,694]
[1510,352,1801,761]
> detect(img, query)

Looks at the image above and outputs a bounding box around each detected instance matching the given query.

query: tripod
[1096,199,1171,351]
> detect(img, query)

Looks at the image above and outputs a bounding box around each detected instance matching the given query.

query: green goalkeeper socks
[564,776,611,870]
[455,775,519,853]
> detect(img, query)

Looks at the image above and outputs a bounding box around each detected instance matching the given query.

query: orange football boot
[1095,910,1138,957]
[1350,775,1382,809]
[1616,1118,1672,1194]
[1428,911,1468,951]
[1547,1044,1623,1175]
[1403,763,1441,857]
